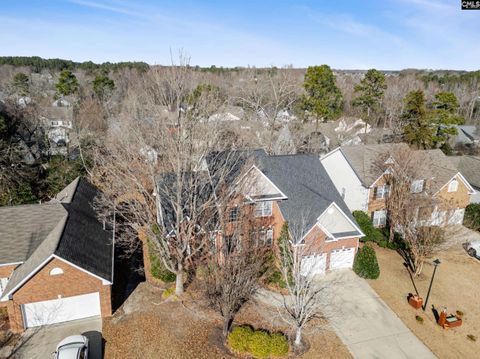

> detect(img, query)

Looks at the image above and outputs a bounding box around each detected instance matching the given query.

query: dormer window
[410,179,424,193]
[448,179,458,192]
[254,201,272,217]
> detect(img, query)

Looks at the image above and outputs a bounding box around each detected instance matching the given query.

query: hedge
[353,244,380,279]
[228,326,289,358]
[464,203,480,231]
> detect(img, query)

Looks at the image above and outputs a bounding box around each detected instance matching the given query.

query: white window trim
[376,185,390,199]
[373,210,387,227]
[448,179,458,193]
[254,201,272,217]
[411,179,424,193]
[49,267,64,276]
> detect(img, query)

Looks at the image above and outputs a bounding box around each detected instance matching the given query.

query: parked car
[53,335,89,359]
[465,240,480,260]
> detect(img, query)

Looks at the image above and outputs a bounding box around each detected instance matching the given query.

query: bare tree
[379,146,445,275]
[277,218,325,348]
[92,53,252,295]
[235,67,299,153]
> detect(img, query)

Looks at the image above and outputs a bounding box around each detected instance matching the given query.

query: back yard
[103,282,351,359]
[367,231,480,359]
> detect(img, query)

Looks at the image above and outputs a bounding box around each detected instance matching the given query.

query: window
[228,207,239,222]
[372,210,387,227]
[448,179,458,192]
[410,179,424,193]
[257,228,273,246]
[376,185,390,199]
[49,267,64,276]
[254,201,272,217]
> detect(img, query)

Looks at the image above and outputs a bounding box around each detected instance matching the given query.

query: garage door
[301,254,326,276]
[22,292,101,328]
[330,248,355,270]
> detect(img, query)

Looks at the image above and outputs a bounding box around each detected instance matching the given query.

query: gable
[237,165,287,201]
[317,203,363,239]
[11,257,106,302]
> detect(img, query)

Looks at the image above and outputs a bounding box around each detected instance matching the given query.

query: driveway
[11,317,102,359]
[316,270,436,359]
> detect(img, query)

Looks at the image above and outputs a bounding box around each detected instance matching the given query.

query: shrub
[249,331,271,358]
[269,333,289,356]
[464,204,480,231]
[353,244,380,279]
[228,326,253,353]
[353,211,386,244]
[148,240,176,283]
[456,310,464,318]
[266,269,287,289]
[415,315,424,324]
[161,286,175,299]
[227,326,289,358]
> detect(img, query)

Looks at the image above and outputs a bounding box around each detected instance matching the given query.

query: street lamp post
[423,258,441,311]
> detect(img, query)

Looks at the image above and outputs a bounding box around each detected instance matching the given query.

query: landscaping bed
[103,282,351,358]
[367,243,480,359]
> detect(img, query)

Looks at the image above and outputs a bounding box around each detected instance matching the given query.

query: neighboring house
[321,144,475,227]
[449,155,480,203]
[157,149,364,276]
[0,178,113,332]
[451,125,480,148]
[40,105,74,155]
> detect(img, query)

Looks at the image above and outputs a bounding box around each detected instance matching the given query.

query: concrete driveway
[12,317,102,359]
[317,270,436,359]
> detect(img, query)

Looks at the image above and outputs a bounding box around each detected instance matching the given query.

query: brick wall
[0,264,18,278]
[7,257,111,332]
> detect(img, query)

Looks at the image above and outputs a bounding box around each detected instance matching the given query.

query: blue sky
[0,0,478,70]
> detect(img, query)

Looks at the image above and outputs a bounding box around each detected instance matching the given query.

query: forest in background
[1,55,479,206]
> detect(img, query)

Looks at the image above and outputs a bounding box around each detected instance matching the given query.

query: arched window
[49,267,64,276]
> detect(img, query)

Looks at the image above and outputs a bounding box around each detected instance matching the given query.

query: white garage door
[22,292,101,328]
[330,248,355,270]
[301,254,327,276]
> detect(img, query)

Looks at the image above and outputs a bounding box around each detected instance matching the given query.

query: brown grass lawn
[367,243,480,359]
[103,282,351,359]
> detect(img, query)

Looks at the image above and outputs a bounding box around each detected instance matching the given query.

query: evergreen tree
[11,72,29,96]
[402,90,434,149]
[55,70,79,97]
[351,69,386,128]
[300,65,343,130]
[431,92,464,149]
[93,75,115,100]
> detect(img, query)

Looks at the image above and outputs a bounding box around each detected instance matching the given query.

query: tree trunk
[223,316,233,337]
[294,327,302,347]
[175,264,184,295]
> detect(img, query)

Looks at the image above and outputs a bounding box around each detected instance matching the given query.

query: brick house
[321,144,476,227]
[0,178,113,332]
[156,150,364,276]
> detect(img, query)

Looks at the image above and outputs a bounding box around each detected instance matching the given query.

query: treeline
[0,56,150,73]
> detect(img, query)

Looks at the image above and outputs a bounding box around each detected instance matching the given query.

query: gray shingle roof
[449,155,480,189]
[339,144,460,194]
[0,204,67,264]
[257,153,361,240]
[0,178,113,298]
[340,143,409,186]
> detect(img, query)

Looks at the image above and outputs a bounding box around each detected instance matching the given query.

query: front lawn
[103,282,351,358]
[367,243,480,359]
